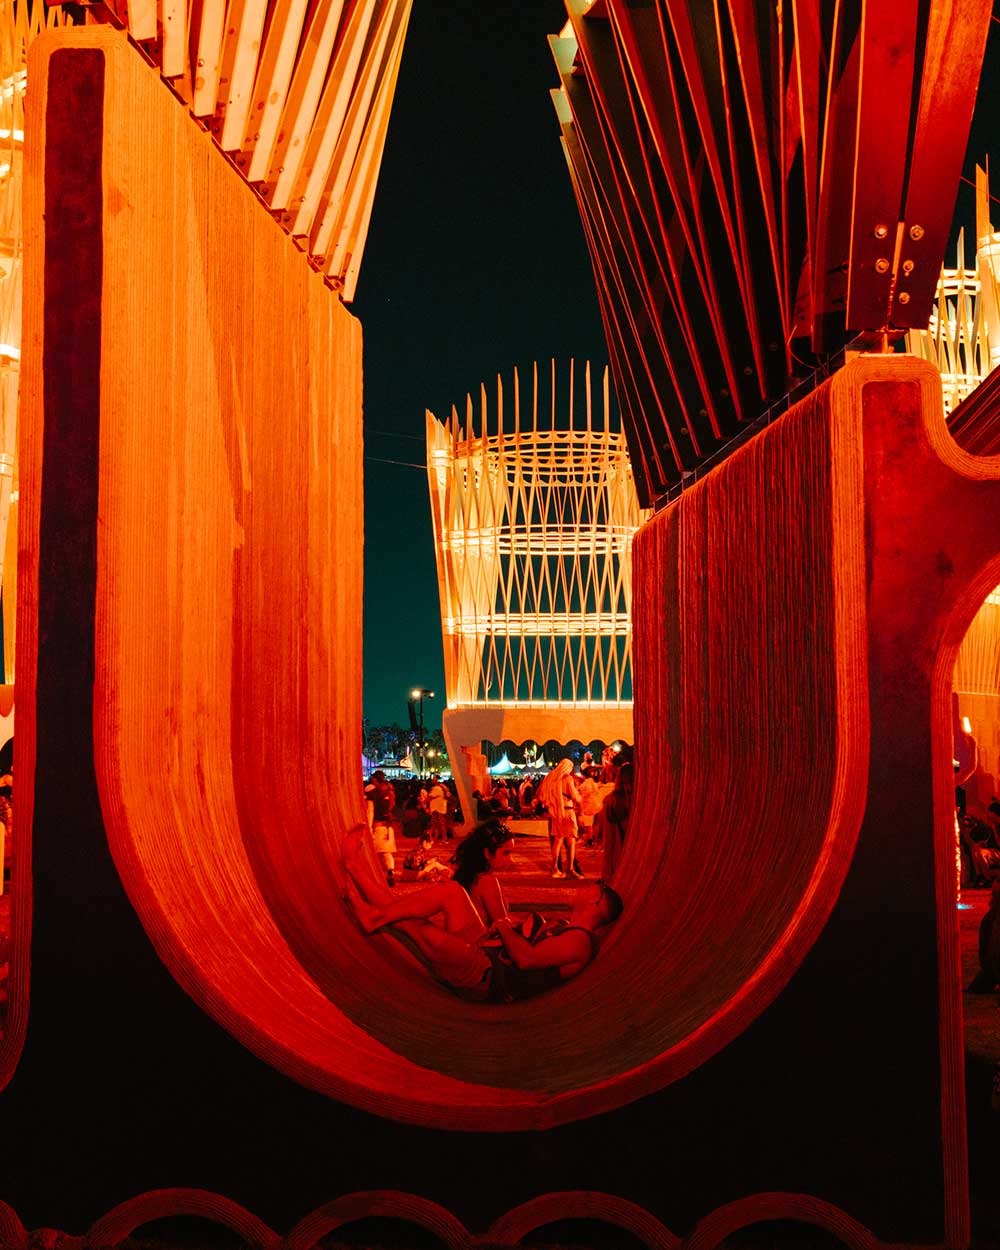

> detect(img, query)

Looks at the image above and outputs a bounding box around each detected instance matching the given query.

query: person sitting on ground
[400,836,451,882]
[451,819,515,928]
[341,825,623,1003]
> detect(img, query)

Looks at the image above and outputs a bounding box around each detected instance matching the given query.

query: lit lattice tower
[426,360,647,826]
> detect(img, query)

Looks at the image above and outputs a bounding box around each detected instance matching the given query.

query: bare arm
[494,918,590,971]
[478,875,510,926]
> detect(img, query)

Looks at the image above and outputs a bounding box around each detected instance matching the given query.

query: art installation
[426,361,645,825]
[550,1,991,503]
[0,1,996,1248]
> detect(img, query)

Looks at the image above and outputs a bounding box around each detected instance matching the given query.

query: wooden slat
[726,0,785,335]
[845,0,918,330]
[893,0,992,327]
[288,0,379,237]
[190,0,227,117]
[333,0,412,300]
[218,0,268,150]
[242,0,312,180]
[310,0,398,257]
[126,0,157,41]
[159,0,186,77]
[811,10,860,350]
[569,1,719,449]
[264,0,347,210]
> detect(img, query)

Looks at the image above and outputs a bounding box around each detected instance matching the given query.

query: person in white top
[427,774,449,841]
[577,767,605,846]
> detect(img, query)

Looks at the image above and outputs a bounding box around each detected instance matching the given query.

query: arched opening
[949,583,1000,1120]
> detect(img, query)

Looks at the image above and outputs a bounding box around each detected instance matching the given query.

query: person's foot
[551,868,566,879]
[569,865,585,879]
[386,871,395,888]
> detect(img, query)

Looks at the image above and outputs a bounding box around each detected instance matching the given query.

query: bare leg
[565,835,577,872]
[551,836,565,876]
[345,876,483,935]
[342,824,394,906]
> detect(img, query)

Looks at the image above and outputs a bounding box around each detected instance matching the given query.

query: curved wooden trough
[12,32,1000,1161]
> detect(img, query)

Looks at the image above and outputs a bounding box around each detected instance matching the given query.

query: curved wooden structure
[4,12,1000,1250]
[12,24,881,1123]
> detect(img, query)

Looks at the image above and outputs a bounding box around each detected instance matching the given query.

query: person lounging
[450,819,515,929]
[341,825,623,1003]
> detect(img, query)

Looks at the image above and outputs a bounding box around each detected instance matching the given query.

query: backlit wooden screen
[427,362,648,710]
[908,169,1000,416]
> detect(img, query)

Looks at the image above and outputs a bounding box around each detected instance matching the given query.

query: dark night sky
[352,8,1000,730]
[351,4,608,729]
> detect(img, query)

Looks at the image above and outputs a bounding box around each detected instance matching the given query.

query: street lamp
[408,687,434,779]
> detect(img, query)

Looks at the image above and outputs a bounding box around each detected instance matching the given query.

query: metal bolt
[909,224,924,241]
[898,291,911,304]
[873,223,889,239]
[875,257,890,274]
[902,259,914,275]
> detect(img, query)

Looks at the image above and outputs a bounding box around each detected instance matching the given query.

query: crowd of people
[363,746,634,887]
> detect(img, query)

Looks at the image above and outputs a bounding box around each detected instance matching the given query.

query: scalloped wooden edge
[0,1187,903,1250]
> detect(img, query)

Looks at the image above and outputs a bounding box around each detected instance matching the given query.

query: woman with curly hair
[450,819,515,928]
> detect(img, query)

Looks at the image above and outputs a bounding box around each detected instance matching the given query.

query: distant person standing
[577,767,604,847]
[365,770,397,887]
[537,759,583,879]
[427,774,449,841]
[601,761,633,878]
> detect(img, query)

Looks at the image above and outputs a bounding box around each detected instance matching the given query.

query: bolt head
[902,259,914,275]
[898,291,911,304]
[873,223,889,239]
[875,257,890,274]
[909,224,924,241]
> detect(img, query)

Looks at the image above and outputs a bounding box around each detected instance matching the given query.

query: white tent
[488,753,514,775]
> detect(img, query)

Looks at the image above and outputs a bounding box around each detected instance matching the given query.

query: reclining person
[341,825,623,1003]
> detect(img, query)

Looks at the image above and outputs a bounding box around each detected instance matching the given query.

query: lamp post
[409,688,434,779]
